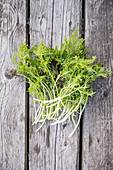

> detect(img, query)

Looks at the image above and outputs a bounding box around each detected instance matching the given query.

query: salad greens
[13,28,109,137]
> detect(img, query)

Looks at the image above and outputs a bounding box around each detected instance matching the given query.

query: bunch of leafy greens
[13,28,109,137]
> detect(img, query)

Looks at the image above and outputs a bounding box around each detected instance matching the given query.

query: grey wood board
[82,0,113,170]
[0,1,26,169]
[29,0,82,169]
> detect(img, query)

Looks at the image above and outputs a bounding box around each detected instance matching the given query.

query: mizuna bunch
[13,28,109,137]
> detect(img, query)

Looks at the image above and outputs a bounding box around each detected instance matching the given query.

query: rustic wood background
[0,0,113,170]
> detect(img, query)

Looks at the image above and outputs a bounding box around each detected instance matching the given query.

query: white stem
[35,118,46,132]
[34,91,75,104]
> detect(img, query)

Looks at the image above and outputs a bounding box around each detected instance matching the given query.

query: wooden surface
[29,0,82,169]
[82,0,113,169]
[0,0,113,169]
[0,1,26,169]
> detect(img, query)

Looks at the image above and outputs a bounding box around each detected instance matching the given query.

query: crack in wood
[46,125,50,148]
[54,125,58,170]
[34,143,40,155]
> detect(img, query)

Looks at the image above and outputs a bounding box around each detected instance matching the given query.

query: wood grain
[82,0,113,169]
[29,0,82,169]
[1,1,113,169]
[0,1,26,169]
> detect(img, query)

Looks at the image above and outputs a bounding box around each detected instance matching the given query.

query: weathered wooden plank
[0,0,26,169]
[82,0,113,169]
[29,0,82,169]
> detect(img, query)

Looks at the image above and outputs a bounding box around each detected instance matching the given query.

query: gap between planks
[25,0,30,169]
